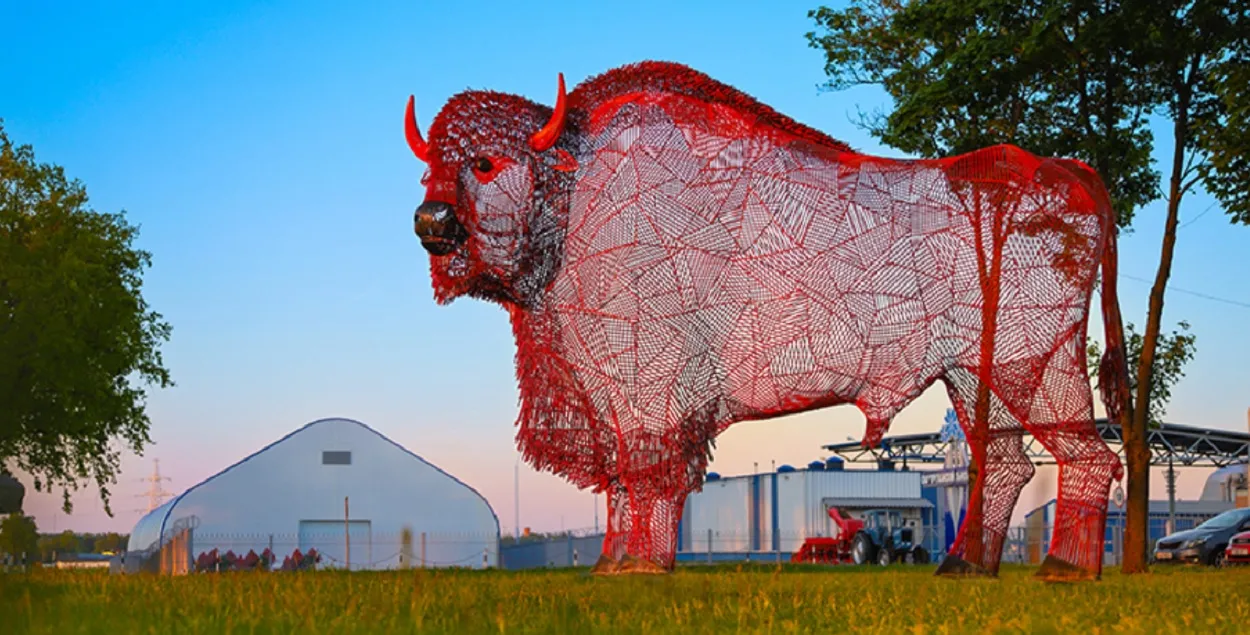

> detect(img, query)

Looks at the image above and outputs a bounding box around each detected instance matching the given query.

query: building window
[322,451,351,465]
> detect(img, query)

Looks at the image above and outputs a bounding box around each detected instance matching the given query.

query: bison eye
[474,157,494,173]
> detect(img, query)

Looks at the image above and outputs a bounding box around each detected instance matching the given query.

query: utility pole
[135,458,174,514]
[1165,456,1177,535]
[1244,408,1249,508]
[514,456,521,540]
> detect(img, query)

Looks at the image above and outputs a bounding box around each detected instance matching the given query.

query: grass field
[3,564,1248,634]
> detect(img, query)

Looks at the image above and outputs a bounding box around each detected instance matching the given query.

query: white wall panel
[685,477,750,552]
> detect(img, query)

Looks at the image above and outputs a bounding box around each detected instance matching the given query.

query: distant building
[125,418,499,573]
[53,553,112,569]
[1200,464,1249,506]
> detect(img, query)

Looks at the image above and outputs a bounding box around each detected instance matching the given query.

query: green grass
[3,564,1248,634]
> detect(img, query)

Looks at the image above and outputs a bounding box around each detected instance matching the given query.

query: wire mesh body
[410,61,1124,576]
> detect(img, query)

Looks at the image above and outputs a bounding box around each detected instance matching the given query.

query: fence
[123,529,500,574]
[671,518,1217,568]
[117,516,1221,575]
[500,532,605,570]
[675,526,948,565]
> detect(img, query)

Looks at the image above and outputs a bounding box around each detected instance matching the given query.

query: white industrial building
[126,418,499,571]
[678,459,935,560]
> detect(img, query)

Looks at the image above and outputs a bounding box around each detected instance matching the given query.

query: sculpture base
[934,555,994,578]
[1035,554,1098,583]
[614,553,669,575]
[590,553,669,575]
[590,554,618,575]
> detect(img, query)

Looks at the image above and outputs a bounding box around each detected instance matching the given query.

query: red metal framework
[404,61,1125,579]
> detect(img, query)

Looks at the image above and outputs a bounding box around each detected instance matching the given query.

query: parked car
[1153,508,1250,567]
[1224,530,1250,566]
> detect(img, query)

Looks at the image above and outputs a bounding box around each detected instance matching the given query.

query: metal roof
[823,419,1250,468]
[821,497,934,509]
[1026,498,1235,518]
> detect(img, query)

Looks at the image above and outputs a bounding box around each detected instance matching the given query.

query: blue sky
[4,1,1247,535]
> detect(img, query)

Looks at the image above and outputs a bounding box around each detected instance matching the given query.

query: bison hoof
[934,555,993,578]
[1035,555,1098,583]
[590,554,619,575]
[613,554,669,575]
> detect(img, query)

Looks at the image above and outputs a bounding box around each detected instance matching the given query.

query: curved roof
[128,417,499,553]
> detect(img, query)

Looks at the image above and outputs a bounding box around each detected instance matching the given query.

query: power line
[1177,200,1220,231]
[1120,273,1250,310]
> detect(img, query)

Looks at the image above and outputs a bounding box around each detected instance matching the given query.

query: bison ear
[552,148,578,173]
[529,73,567,153]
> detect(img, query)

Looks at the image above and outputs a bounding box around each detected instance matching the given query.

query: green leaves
[1087,322,1197,428]
[0,121,173,515]
[1193,50,1250,224]
[0,513,38,563]
[807,0,1162,226]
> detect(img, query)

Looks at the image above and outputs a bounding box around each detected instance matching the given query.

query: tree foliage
[0,121,173,515]
[1087,322,1197,427]
[0,469,23,514]
[807,0,1160,224]
[30,530,127,559]
[0,513,39,565]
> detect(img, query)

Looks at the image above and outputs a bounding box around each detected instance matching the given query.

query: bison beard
[406,61,1126,580]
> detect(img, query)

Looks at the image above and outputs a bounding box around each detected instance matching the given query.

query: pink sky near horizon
[6,1,1248,540]
[21,392,1240,537]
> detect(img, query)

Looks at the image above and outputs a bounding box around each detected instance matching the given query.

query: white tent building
[126,418,498,571]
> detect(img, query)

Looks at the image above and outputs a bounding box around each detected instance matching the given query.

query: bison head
[406,75,577,308]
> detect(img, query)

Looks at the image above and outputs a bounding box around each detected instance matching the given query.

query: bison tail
[1076,161,1130,482]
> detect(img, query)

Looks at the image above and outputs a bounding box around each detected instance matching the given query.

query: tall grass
[3,564,1248,634]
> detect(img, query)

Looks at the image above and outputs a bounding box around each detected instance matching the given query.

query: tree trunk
[1122,62,1194,574]
[1120,417,1151,573]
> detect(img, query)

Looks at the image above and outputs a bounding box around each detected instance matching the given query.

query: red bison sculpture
[403,61,1126,580]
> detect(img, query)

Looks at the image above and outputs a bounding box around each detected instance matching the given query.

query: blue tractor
[850,509,930,566]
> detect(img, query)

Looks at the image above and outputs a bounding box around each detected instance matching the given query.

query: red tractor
[791,507,864,564]
[792,507,930,566]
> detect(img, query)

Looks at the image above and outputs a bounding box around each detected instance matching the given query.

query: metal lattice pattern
[406,61,1124,576]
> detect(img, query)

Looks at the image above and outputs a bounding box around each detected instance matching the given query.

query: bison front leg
[937,374,1036,577]
[594,480,689,575]
[940,429,1034,576]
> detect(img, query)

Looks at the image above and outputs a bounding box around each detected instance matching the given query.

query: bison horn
[529,73,567,153]
[405,95,430,163]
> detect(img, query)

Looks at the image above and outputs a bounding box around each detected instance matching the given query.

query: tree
[1120,0,1249,572]
[0,469,23,514]
[1087,322,1197,427]
[93,532,126,554]
[0,121,173,515]
[37,530,83,562]
[808,0,1249,573]
[0,513,39,568]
